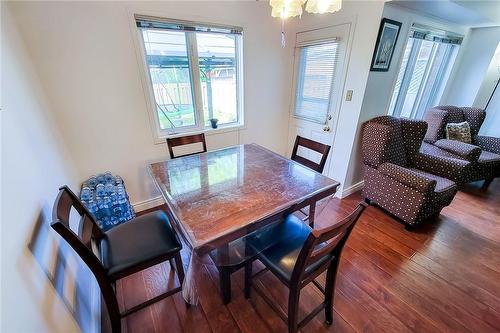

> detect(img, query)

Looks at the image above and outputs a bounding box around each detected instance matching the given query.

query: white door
[287,24,350,176]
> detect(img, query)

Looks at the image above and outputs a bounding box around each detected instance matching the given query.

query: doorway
[287,24,350,176]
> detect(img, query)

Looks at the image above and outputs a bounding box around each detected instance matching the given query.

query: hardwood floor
[106,179,500,333]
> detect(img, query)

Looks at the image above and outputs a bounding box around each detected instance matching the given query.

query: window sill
[154,124,245,144]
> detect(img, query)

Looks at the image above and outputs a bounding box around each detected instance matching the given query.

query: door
[287,24,350,176]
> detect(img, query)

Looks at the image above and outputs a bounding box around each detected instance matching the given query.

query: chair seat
[249,214,332,284]
[478,150,500,163]
[100,211,181,279]
[409,168,456,193]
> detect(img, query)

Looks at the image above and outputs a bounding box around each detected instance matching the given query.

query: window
[136,16,243,137]
[389,24,462,119]
[294,40,339,123]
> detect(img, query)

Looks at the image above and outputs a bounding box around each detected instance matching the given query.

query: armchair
[361,116,459,227]
[423,106,500,187]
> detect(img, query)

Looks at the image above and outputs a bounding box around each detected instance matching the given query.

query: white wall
[288,0,386,196]
[474,41,500,109]
[442,26,500,106]
[1,4,98,333]
[9,1,294,208]
[481,83,500,137]
[475,40,500,137]
[3,1,391,329]
[343,3,469,188]
[358,3,468,122]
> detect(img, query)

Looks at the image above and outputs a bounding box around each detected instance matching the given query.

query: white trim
[187,31,204,130]
[134,14,243,34]
[132,196,165,212]
[335,180,364,199]
[159,123,245,140]
[296,37,340,48]
[128,10,161,144]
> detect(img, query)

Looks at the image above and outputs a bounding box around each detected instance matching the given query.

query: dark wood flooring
[108,179,500,333]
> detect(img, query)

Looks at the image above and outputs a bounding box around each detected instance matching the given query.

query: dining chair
[212,137,332,304]
[209,245,250,305]
[51,186,185,333]
[291,136,331,227]
[167,133,207,159]
[244,202,367,333]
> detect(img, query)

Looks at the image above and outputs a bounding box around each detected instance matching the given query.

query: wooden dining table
[148,143,340,303]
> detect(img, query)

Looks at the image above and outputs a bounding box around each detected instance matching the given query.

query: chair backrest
[423,107,449,143]
[400,118,428,160]
[52,186,122,322]
[167,133,207,159]
[438,105,465,123]
[362,116,408,167]
[51,186,106,276]
[291,202,367,284]
[423,106,486,142]
[291,136,331,173]
[462,107,486,138]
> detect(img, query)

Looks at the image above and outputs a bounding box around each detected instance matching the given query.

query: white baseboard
[336,181,364,199]
[132,196,165,212]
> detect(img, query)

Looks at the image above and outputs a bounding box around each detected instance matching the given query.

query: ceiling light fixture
[270,0,342,47]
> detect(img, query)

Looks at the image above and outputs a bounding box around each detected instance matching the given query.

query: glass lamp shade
[270,0,306,18]
[305,0,342,14]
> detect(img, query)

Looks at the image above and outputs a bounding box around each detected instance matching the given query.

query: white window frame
[135,16,244,142]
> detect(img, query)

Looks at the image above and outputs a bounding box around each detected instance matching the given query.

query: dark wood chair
[167,133,207,159]
[51,186,185,333]
[291,136,331,227]
[209,245,250,305]
[212,137,332,305]
[244,202,367,333]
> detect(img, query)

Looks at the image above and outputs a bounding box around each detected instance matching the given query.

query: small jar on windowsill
[209,118,219,129]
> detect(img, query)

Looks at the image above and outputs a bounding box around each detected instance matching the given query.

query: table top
[149,144,339,253]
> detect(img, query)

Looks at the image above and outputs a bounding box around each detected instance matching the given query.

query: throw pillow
[446,121,472,144]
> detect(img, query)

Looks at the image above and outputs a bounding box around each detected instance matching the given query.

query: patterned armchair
[361,116,460,227]
[422,106,500,187]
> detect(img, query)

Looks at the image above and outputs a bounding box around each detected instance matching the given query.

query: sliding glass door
[389,26,461,119]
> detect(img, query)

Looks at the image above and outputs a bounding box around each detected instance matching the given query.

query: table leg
[217,245,232,305]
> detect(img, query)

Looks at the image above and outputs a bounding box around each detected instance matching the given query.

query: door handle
[323,126,331,132]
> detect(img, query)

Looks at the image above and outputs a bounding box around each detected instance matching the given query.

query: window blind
[294,41,339,123]
[135,15,243,35]
[410,23,463,45]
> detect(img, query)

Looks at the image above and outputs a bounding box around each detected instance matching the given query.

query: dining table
[148,143,340,304]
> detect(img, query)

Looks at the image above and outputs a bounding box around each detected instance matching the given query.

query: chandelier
[270,0,342,46]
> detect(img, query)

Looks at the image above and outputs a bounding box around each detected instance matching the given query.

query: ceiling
[390,0,500,27]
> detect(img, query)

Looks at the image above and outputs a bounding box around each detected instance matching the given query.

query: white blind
[410,23,463,45]
[294,41,339,123]
[135,14,243,35]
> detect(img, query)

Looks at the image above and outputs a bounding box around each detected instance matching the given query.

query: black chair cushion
[249,214,333,283]
[100,210,182,279]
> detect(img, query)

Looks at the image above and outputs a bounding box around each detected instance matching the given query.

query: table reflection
[149,144,339,251]
[162,145,242,197]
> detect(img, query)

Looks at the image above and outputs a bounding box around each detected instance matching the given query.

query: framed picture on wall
[370,18,402,72]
